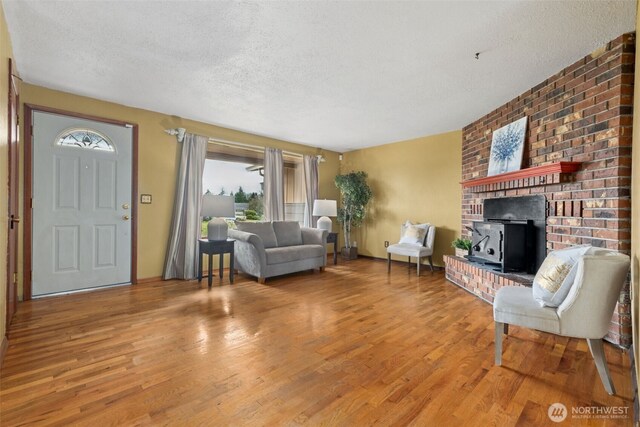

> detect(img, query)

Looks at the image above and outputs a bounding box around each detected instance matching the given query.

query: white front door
[32,111,133,296]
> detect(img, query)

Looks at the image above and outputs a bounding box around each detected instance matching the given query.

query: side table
[198,238,235,288]
[327,232,338,265]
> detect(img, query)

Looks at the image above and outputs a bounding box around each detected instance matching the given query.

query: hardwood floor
[1,258,633,426]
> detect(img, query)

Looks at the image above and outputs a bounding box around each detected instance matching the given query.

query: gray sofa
[228,221,328,283]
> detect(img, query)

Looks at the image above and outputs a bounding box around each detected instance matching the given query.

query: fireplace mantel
[461,162,582,193]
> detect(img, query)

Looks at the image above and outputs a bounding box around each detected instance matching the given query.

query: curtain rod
[164,127,308,159]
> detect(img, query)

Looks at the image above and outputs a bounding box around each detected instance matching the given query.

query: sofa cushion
[387,243,432,257]
[494,286,560,334]
[272,221,303,247]
[236,222,278,248]
[265,244,324,265]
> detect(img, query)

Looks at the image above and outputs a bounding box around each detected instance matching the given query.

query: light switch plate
[141,194,152,204]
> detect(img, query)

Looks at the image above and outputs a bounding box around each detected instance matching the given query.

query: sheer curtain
[264,147,284,221]
[303,155,319,227]
[163,133,208,280]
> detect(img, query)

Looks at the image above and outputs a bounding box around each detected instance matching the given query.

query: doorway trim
[6,59,19,332]
[23,104,138,300]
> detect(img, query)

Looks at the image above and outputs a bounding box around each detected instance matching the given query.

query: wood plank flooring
[1,258,633,426]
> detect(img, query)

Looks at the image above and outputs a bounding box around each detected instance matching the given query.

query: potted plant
[452,238,472,258]
[335,171,373,260]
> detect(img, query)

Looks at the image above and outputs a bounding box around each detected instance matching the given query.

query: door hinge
[30,198,33,209]
[13,272,17,284]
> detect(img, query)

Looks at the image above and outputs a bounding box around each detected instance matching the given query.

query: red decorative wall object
[461,161,582,191]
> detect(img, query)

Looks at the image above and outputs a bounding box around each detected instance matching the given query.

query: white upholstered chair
[493,250,630,395]
[387,224,436,276]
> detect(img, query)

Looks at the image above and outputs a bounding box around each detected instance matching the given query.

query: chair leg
[408,256,411,272]
[495,322,504,366]
[428,256,434,272]
[503,323,508,335]
[387,253,391,274]
[417,257,420,276]
[587,338,616,395]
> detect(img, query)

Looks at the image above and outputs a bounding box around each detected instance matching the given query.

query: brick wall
[444,255,529,303]
[450,33,634,347]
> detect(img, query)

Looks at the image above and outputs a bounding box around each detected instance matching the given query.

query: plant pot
[455,248,470,258]
[341,247,358,260]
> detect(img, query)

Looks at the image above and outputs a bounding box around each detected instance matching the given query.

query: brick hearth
[445,33,634,347]
[444,255,531,303]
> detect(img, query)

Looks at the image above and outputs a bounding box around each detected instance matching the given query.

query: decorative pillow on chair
[399,221,429,246]
[532,245,592,307]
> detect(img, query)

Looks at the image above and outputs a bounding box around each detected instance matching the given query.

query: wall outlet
[141,194,152,204]
[384,241,389,248]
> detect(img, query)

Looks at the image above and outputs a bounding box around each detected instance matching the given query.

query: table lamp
[201,194,235,241]
[312,199,337,232]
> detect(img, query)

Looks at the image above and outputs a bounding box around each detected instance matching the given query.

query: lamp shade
[201,194,235,218]
[201,194,235,241]
[312,199,337,217]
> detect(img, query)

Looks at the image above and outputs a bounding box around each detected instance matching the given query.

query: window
[203,158,264,221]
[283,158,305,224]
[56,128,114,152]
[202,142,306,227]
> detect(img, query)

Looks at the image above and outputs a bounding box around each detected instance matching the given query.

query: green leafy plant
[247,192,264,216]
[451,238,472,251]
[335,171,373,248]
[244,209,261,220]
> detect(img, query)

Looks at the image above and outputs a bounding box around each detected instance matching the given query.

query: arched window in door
[56,128,115,152]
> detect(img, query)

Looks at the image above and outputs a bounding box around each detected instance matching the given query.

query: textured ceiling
[3,0,636,152]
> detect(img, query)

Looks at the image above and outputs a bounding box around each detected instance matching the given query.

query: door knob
[122,203,129,210]
[122,215,130,221]
[9,215,20,229]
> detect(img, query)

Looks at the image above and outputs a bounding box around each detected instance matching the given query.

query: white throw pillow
[532,245,592,307]
[399,221,430,246]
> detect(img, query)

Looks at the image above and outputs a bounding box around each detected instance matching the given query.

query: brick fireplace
[444,33,634,347]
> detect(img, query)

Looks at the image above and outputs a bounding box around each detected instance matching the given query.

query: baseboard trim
[136,276,162,284]
[0,335,8,368]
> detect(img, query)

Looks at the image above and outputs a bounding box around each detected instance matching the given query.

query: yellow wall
[341,130,462,266]
[0,3,16,340]
[631,0,640,391]
[19,84,341,294]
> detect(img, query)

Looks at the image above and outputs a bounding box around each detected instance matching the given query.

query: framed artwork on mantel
[487,116,528,176]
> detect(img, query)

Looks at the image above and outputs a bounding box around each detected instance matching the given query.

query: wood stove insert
[466,195,546,274]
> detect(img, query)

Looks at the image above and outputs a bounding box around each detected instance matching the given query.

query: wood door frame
[6,59,19,330]
[23,104,139,300]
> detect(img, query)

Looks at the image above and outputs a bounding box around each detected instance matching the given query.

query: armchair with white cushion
[387,222,436,276]
[493,249,630,395]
